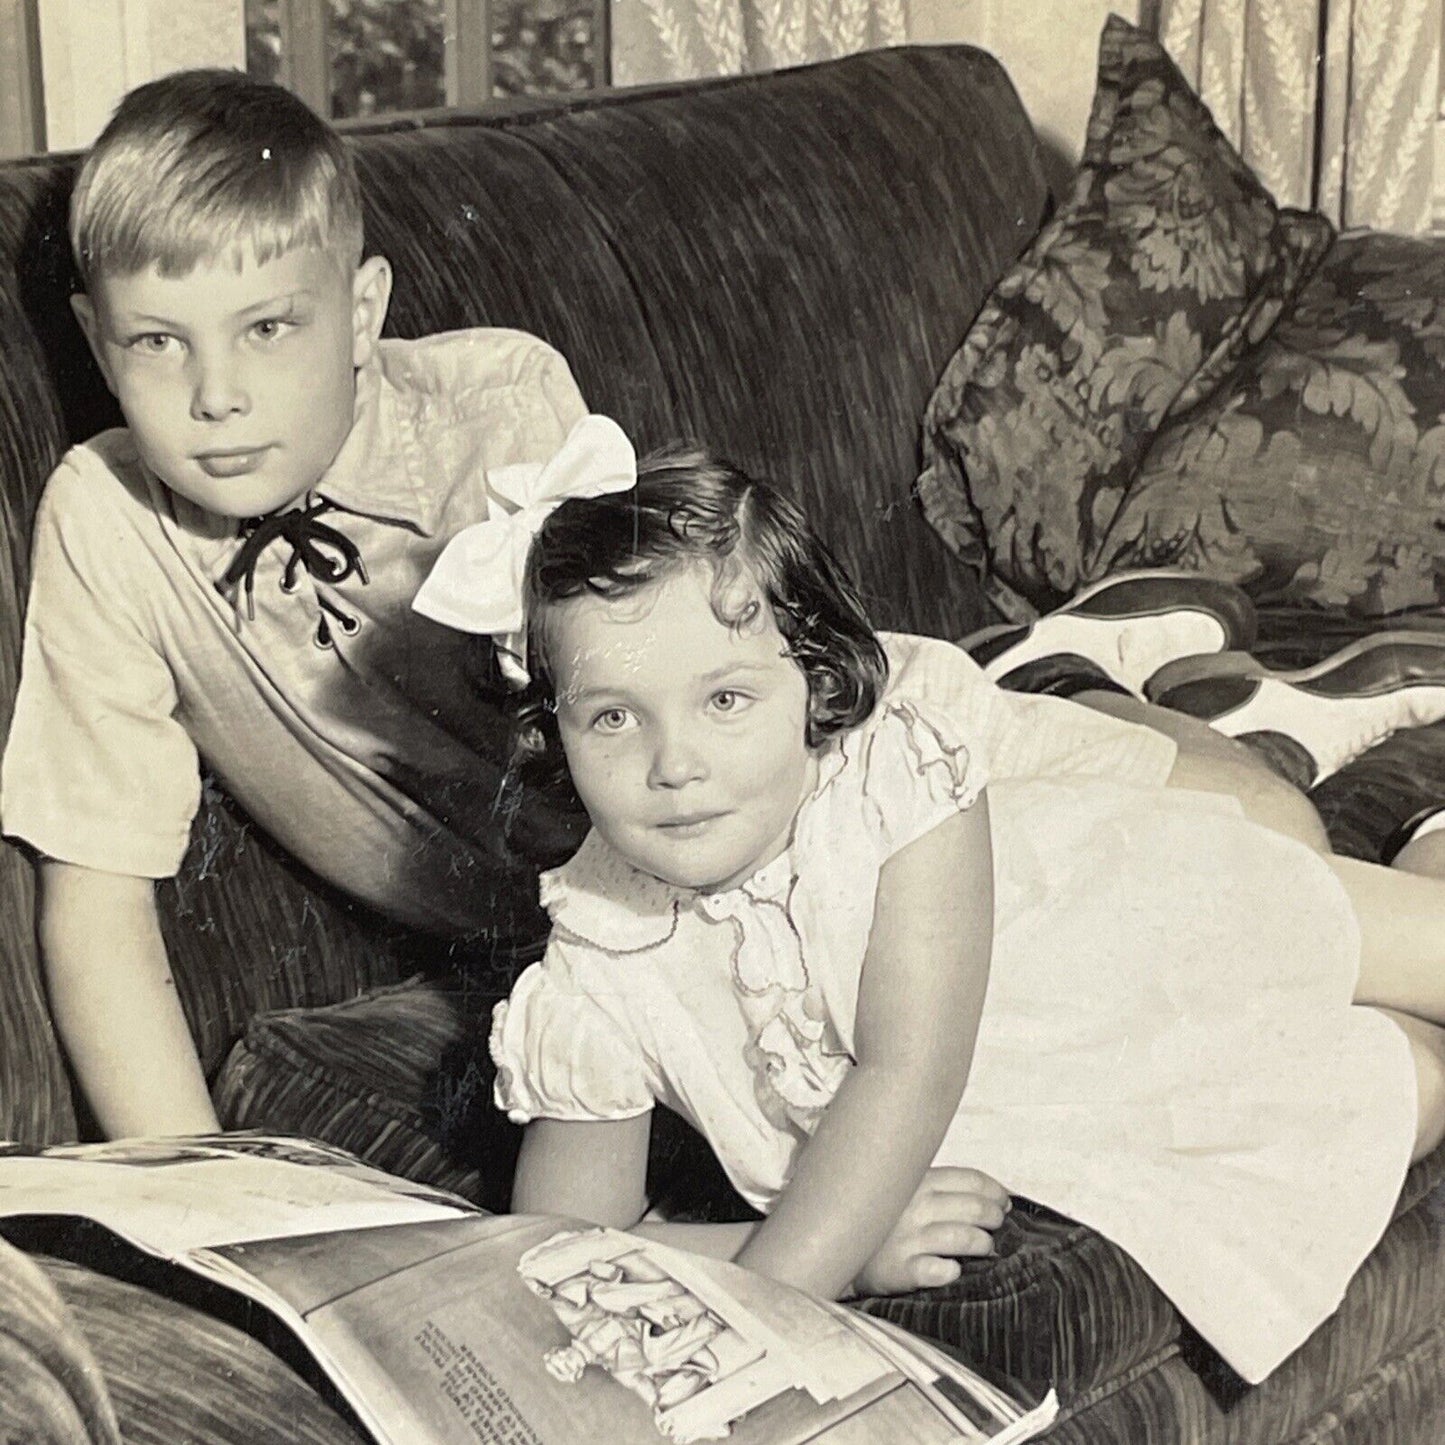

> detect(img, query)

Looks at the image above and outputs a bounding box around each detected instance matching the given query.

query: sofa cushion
[0,1235,119,1445]
[213,966,1445,1424]
[214,975,760,1222]
[1106,231,1445,616]
[39,1253,366,1444]
[216,978,1172,1398]
[482,46,1044,642]
[216,970,1445,1426]
[213,959,1445,1421]
[213,976,511,1211]
[917,14,1331,621]
[856,1146,1445,1431]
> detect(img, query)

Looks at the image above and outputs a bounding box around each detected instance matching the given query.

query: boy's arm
[5,454,211,1137]
[39,861,219,1137]
[532,339,589,433]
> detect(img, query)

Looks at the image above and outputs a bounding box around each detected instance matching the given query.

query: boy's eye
[591,707,635,733]
[128,332,177,355]
[251,316,294,341]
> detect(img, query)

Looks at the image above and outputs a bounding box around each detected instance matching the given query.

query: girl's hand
[849,1167,1011,1297]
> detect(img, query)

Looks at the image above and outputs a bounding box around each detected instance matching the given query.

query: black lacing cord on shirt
[313,591,361,650]
[217,497,368,648]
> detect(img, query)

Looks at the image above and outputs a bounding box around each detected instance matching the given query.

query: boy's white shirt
[0,327,586,939]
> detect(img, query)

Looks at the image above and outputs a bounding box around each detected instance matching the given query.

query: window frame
[267,0,610,121]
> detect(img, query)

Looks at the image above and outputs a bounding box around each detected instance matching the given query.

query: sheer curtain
[611,0,907,86]
[1156,0,1443,232]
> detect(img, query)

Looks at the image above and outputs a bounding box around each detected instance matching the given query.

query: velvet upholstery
[42,1253,367,1444]
[0,1237,119,1444]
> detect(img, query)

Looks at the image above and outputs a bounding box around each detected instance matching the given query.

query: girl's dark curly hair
[513,449,888,772]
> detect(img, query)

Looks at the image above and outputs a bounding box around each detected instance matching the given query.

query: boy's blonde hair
[70,68,364,288]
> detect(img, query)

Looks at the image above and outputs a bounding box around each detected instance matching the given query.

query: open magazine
[0,1133,1058,1444]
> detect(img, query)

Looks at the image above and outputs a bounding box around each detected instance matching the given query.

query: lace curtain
[1157,0,1443,233]
[611,0,908,86]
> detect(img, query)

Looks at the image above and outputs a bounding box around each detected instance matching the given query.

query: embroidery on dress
[553,902,683,957]
[695,872,850,1133]
[861,700,977,839]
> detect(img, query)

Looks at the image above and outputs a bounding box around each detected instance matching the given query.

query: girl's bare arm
[512,1114,652,1222]
[512,1113,761,1257]
[733,795,996,1299]
[510,1118,1002,1281]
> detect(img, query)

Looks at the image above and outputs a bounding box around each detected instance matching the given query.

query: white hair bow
[413,413,637,685]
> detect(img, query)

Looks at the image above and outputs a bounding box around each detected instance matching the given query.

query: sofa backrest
[0,46,1046,1143]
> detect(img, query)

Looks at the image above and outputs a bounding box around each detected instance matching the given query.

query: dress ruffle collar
[539,830,683,954]
[539,743,856,1129]
[538,741,850,951]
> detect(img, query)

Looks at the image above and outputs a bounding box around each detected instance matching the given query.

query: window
[0,0,609,161]
[244,0,608,121]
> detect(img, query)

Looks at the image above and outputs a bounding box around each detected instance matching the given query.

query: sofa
[6,19,1445,1443]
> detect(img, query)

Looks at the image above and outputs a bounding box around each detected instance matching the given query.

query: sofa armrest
[0,1235,120,1445]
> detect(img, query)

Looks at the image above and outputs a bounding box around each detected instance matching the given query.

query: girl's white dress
[491,632,1418,1384]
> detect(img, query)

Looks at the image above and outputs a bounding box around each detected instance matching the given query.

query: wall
[37,0,245,153]
[908,0,1140,178]
[0,0,42,158]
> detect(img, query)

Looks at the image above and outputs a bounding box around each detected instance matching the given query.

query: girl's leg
[1334,855,1445,1021]
[1375,1008,1445,1161]
[1077,689,1332,852]
[1391,830,1445,878]
[1333,825,1445,1160]
[1333,850,1445,1041]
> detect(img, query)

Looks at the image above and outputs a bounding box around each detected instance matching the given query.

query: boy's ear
[70,294,118,395]
[351,255,393,369]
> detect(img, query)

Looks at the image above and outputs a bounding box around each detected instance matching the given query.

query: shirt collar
[311,349,435,534]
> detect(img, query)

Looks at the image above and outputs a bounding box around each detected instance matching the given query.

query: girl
[414,451,1445,1386]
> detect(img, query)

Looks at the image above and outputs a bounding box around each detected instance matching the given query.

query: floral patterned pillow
[1106,230,1445,617]
[917,14,1332,620]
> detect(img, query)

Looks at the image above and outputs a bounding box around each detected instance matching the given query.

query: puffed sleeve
[0,450,201,876]
[490,943,655,1126]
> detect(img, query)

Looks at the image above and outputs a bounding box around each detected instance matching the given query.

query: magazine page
[0,1133,476,1253]
[0,1136,1058,1444]
[829,1311,1059,1445]
[209,1213,1042,1444]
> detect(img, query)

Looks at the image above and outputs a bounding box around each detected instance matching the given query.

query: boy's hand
[849,1167,1010,1297]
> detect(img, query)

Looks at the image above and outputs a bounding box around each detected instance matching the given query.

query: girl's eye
[251,317,294,341]
[710,689,750,714]
[592,707,634,733]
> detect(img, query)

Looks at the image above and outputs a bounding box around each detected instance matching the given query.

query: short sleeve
[876,631,1176,787]
[490,947,655,1125]
[0,452,201,876]
[857,697,987,861]
[527,337,589,440]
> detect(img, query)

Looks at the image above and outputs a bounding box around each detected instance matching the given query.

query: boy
[0,70,592,1137]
